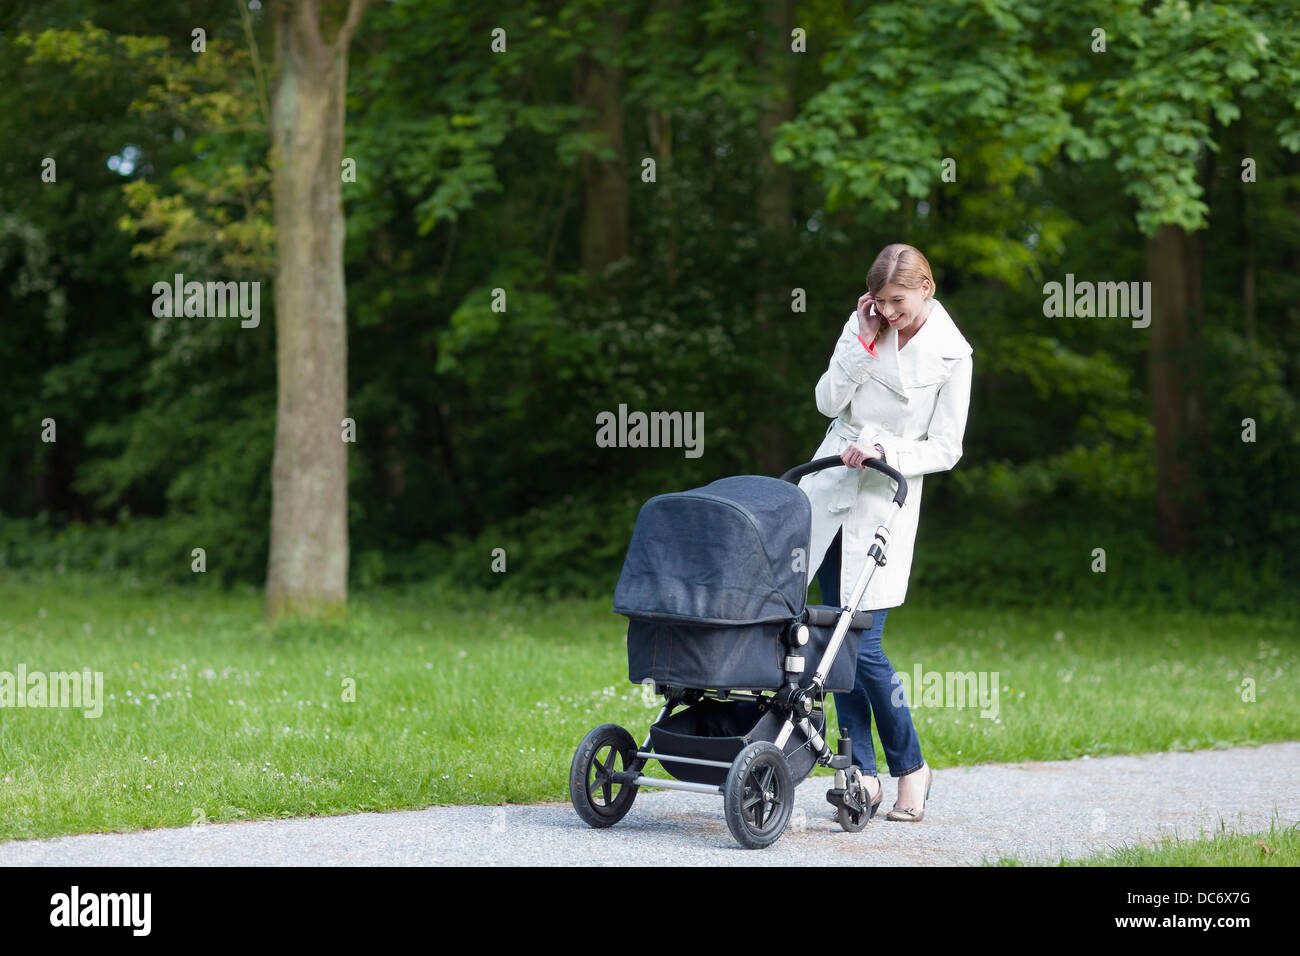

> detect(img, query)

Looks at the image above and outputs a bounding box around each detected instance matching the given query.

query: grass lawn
[1,571,1296,846]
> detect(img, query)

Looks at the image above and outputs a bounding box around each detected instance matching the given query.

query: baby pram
[569,455,909,848]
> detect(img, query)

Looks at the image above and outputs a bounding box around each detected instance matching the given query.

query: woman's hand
[856,291,880,340]
[840,442,883,469]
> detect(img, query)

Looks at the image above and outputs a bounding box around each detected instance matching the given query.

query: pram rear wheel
[570,724,639,828]
[723,741,794,849]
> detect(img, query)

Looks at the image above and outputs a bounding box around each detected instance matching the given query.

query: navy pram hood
[613,475,811,626]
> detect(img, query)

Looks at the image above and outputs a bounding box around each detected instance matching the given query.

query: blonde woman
[797,243,973,822]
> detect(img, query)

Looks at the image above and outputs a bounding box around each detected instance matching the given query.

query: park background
[0,0,1297,860]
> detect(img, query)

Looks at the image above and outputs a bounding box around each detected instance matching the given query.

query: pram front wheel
[570,723,639,829]
[835,767,872,832]
[723,741,794,849]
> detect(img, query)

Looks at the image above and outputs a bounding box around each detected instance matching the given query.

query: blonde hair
[865,244,935,343]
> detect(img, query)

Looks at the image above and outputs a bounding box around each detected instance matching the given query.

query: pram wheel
[835,768,872,832]
[570,724,639,828]
[723,742,794,849]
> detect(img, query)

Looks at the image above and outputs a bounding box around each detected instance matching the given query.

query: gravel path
[3,742,1297,866]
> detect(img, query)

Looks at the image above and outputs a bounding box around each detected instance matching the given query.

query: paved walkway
[2,742,1296,865]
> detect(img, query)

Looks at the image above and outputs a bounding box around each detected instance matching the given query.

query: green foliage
[911,512,1300,614]
[1085,0,1289,234]
[1189,332,1300,551]
[0,0,1297,613]
[395,485,646,599]
[0,513,214,584]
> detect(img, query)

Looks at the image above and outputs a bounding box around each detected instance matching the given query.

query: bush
[910,512,1299,614]
[4,503,1294,616]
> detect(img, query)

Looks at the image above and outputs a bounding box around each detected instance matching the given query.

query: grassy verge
[988,817,1300,865]
[0,571,1296,842]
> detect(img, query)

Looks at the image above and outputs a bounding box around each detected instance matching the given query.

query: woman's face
[872,280,932,334]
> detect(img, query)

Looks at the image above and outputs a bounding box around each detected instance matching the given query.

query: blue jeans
[815,526,924,778]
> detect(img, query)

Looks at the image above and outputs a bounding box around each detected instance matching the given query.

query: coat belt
[820,418,862,512]
[828,418,860,443]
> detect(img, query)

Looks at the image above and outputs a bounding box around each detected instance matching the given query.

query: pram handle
[779,455,908,507]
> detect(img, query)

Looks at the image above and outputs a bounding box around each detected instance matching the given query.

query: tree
[752,0,797,476]
[265,0,370,619]
[1087,0,1290,551]
[573,1,630,273]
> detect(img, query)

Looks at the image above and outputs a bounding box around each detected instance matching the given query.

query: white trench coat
[797,298,973,610]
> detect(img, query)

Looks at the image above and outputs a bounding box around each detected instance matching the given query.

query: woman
[797,243,973,822]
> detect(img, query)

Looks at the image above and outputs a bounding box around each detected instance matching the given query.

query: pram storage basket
[647,697,820,786]
[648,698,766,785]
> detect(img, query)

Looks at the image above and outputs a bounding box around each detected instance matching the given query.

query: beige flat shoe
[885,762,933,822]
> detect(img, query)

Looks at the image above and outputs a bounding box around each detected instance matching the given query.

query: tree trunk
[574,8,629,274]
[647,0,679,287]
[265,0,367,620]
[1146,223,1203,553]
[1240,122,1257,341]
[1242,198,1257,342]
[1287,151,1300,381]
[753,0,796,477]
[647,107,675,285]
[756,0,794,238]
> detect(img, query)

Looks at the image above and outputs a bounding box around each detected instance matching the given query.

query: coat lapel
[868,328,907,397]
[919,300,973,359]
[896,301,973,387]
